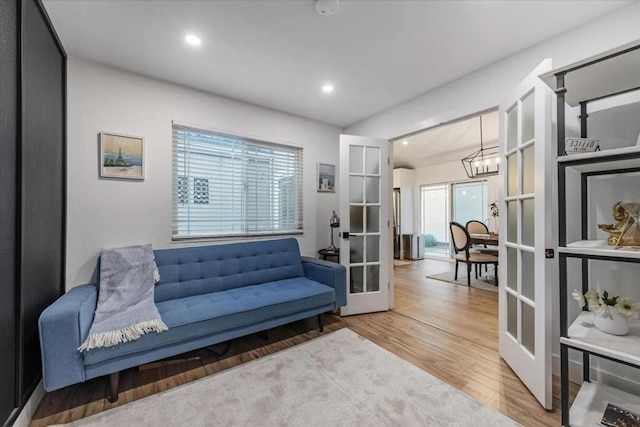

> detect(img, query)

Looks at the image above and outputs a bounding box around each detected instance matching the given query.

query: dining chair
[466,220,489,237]
[466,219,497,273]
[449,221,499,286]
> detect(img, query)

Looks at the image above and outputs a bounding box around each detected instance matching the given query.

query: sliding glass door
[420,180,488,259]
[420,184,450,258]
[452,181,489,226]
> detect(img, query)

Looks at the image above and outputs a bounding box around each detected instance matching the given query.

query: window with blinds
[172,124,303,239]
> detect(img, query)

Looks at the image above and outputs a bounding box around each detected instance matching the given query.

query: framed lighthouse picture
[99,131,145,180]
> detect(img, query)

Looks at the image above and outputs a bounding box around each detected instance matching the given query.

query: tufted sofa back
[152,238,305,303]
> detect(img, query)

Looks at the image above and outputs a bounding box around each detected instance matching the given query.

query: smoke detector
[316,0,340,16]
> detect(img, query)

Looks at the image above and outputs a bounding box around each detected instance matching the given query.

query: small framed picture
[317,163,335,192]
[100,132,144,180]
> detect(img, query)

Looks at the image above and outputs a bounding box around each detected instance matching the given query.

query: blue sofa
[39,238,346,400]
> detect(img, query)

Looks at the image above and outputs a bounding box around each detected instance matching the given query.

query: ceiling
[393,110,498,170]
[43,1,632,171]
[43,0,631,130]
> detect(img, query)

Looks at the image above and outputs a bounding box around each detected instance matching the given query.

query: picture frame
[317,163,335,192]
[99,131,145,180]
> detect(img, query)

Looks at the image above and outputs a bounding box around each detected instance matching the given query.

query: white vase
[593,308,629,336]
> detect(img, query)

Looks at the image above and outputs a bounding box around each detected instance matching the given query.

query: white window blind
[172,124,303,239]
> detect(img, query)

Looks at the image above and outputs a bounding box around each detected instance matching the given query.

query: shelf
[561,312,640,367]
[559,240,640,260]
[555,42,640,427]
[540,42,640,106]
[569,381,640,427]
[558,145,640,173]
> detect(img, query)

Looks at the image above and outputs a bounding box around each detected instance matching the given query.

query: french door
[499,59,555,409]
[339,134,392,315]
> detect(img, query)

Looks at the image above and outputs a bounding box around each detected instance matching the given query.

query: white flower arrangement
[572,289,640,319]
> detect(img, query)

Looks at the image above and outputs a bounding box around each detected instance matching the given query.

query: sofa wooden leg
[107,371,119,403]
[318,313,324,333]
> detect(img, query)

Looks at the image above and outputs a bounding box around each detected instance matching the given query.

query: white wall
[66,57,342,289]
[346,2,640,140]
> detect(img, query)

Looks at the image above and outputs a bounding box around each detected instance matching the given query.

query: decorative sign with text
[565,137,600,154]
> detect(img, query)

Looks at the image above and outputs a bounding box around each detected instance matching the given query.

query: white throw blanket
[78,244,168,352]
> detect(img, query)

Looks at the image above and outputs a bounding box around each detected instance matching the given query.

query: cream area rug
[56,329,518,426]
[428,265,498,293]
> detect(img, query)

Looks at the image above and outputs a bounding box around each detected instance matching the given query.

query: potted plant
[489,201,499,218]
[572,289,640,335]
[488,201,499,234]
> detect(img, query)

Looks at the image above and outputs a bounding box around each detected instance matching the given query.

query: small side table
[318,248,339,262]
[318,248,341,315]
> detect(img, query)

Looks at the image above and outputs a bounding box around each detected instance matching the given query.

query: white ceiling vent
[315,0,340,16]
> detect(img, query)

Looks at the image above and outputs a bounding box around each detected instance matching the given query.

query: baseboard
[552,353,640,395]
[11,380,44,427]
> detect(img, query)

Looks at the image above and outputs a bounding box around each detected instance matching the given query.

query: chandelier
[461,116,499,178]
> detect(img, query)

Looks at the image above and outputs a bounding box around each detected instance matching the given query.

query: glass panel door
[340,134,390,316]
[504,91,537,352]
[498,59,553,409]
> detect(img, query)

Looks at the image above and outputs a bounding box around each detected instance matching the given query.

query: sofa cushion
[82,278,334,366]
[153,238,305,303]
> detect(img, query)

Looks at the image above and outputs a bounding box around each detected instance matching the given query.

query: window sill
[171,230,304,244]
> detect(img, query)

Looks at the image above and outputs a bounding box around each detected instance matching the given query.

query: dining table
[469,233,499,246]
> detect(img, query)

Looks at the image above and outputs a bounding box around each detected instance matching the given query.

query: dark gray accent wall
[0,0,66,424]
[0,0,19,423]
[20,0,66,399]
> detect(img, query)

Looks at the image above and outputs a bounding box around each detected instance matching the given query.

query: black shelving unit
[543,43,640,426]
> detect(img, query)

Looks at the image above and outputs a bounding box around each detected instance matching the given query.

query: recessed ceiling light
[322,84,334,93]
[402,140,408,145]
[185,34,202,46]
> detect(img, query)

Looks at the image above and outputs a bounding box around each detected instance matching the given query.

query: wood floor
[30,258,576,426]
